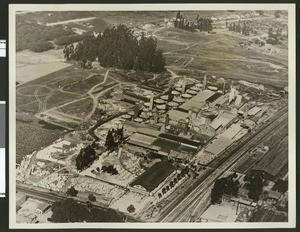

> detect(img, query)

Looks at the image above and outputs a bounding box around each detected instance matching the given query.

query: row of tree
[227,21,258,36]
[64,24,166,72]
[174,11,213,32]
[50,198,123,223]
[266,27,284,45]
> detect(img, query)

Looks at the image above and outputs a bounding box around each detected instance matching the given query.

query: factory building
[179,89,215,112]
[210,110,237,131]
[129,161,180,198]
[126,127,201,162]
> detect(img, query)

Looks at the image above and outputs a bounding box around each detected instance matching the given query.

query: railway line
[16,185,141,223]
[157,106,288,222]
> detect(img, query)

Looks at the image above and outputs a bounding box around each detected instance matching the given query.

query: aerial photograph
[12,7,292,226]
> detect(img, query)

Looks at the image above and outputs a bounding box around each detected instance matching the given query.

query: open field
[17,11,94,24]
[155,27,288,88]
[17,65,96,112]
[16,49,71,85]
[59,98,93,118]
[16,120,64,164]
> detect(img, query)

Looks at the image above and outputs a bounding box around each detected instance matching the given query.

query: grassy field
[59,98,93,118]
[155,27,288,88]
[63,74,105,94]
[16,120,64,164]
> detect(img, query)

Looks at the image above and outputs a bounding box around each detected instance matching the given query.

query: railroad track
[16,185,141,223]
[157,106,288,222]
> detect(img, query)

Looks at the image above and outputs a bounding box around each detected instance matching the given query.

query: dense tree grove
[266,26,283,45]
[75,142,98,171]
[227,18,285,46]
[101,165,119,175]
[272,179,288,193]
[16,18,85,52]
[50,198,123,222]
[66,25,166,72]
[211,172,240,204]
[227,20,257,36]
[105,127,124,151]
[244,171,264,202]
[174,11,213,32]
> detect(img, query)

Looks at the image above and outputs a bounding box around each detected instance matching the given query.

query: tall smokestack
[118,147,122,158]
[203,75,207,90]
[134,103,140,118]
[223,80,226,95]
[165,113,170,127]
[149,93,154,110]
[184,118,189,135]
[168,88,172,102]
[228,86,235,104]
[153,107,158,124]
[182,76,186,94]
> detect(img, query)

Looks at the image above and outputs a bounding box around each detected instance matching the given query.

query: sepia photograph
[9,3,296,229]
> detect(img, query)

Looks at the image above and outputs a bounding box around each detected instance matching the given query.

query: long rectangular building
[129,161,176,193]
[180,89,215,111]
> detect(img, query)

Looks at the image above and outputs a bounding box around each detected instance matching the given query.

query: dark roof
[249,209,288,222]
[206,92,223,103]
[253,136,288,178]
[159,133,201,147]
[130,161,176,192]
[152,138,181,153]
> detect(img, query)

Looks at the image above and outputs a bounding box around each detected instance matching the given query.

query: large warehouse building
[129,161,182,198]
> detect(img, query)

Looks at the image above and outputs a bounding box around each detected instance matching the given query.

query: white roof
[248,106,262,116]
[169,109,189,122]
[205,136,234,156]
[180,90,214,111]
[222,123,243,140]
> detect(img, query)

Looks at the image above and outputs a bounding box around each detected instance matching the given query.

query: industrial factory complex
[13,8,291,226]
[15,70,289,223]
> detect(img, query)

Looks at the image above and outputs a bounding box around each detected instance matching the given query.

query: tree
[272,179,288,193]
[51,198,123,222]
[66,186,78,197]
[244,171,264,202]
[274,10,281,18]
[75,144,97,171]
[127,204,135,213]
[88,194,96,202]
[211,172,240,204]
[256,10,264,15]
[105,130,116,151]
[66,24,165,73]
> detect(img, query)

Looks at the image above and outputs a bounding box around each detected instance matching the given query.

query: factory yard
[14,9,291,225]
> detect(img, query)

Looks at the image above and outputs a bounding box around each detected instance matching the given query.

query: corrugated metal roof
[205,136,234,156]
[130,161,176,192]
[253,136,288,178]
[180,89,214,111]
